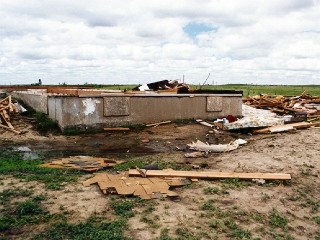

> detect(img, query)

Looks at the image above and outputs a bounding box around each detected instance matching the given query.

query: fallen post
[129,169,291,180]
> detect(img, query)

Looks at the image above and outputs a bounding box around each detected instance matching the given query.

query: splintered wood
[0,95,20,134]
[83,172,191,199]
[40,156,123,172]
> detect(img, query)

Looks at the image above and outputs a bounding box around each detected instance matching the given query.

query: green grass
[0,190,57,234]
[269,208,288,230]
[110,199,135,218]
[34,112,60,133]
[0,150,80,190]
[33,217,128,240]
[113,155,185,171]
[221,178,251,189]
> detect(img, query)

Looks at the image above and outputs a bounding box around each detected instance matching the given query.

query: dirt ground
[0,116,319,239]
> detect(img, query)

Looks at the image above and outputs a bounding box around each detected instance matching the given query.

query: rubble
[243,92,320,120]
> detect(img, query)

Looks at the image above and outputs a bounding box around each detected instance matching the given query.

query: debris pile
[224,105,285,130]
[40,156,124,172]
[243,93,320,120]
[133,79,189,93]
[83,169,291,200]
[83,172,191,199]
[0,95,21,134]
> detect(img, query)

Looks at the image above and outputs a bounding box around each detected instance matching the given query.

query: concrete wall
[12,90,48,114]
[13,90,242,130]
[47,94,242,130]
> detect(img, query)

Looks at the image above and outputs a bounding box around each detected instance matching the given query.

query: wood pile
[40,156,124,172]
[0,96,20,134]
[243,92,320,121]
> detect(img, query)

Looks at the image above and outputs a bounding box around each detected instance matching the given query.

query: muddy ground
[0,116,319,240]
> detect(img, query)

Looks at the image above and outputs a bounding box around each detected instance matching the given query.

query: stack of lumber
[0,96,20,134]
[243,92,320,120]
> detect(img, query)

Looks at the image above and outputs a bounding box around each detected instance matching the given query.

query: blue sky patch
[183,22,217,39]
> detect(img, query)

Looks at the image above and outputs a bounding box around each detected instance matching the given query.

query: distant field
[98,84,320,96]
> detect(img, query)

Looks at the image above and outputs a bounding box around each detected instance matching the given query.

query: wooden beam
[129,169,291,180]
[103,127,130,131]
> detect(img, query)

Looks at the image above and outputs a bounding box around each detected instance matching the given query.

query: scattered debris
[187,138,246,153]
[83,172,191,199]
[146,120,171,127]
[0,95,21,134]
[40,156,123,172]
[129,169,291,180]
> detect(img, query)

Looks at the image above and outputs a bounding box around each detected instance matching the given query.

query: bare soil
[0,116,319,239]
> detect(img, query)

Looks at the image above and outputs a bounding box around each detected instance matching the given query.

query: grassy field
[93,84,320,96]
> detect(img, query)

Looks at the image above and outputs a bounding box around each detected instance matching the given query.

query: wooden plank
[146,120,171,127]
[103,127,130,131]
[129,169,291,180]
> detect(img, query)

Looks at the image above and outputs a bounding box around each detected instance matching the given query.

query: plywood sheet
[83,173,189,199]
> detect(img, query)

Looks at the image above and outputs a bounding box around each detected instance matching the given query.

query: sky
[1,0,320,86]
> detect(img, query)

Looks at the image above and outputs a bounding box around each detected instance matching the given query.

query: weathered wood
[103,127,130,131]
[129,169,291,180]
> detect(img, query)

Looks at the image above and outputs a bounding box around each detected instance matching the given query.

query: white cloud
[0,0,320,85]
